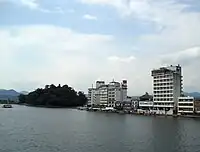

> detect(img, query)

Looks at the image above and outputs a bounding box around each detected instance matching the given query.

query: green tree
[18,94,26,103]
[18,84,87,107]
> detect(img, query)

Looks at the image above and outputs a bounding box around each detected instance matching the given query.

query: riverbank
[80,107,200,119]
[19,103,79,109]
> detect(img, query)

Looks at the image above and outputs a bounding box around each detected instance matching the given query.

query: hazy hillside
[184,92,200,98]
[0,89,20,101]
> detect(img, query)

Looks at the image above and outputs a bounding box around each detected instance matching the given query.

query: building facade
[87,88,96,106]
[152,65,183,114]
[88,80,128,107]
[194,100,200,114]
[138,92,153,110]
[178,97,194,114]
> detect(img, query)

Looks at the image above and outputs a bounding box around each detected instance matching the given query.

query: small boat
[2,104,13,108]
[77,106,88,110]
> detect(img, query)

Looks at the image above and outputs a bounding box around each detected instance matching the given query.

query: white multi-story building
[152,65,183,114]
[178,97,194,114]
[87,88,96,106]
[107,81,121,107]
[88,80,128,107]
[121,80,128,102]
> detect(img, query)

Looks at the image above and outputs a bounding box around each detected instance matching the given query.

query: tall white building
[87,88,96,106]
[152,65,183,114]
[87,80,128,107]
[121,80,128,102]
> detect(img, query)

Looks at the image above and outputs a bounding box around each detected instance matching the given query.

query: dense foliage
[0,100,16,104]
[18,84,87,107]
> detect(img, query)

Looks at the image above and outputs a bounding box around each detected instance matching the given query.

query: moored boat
[2,104,13,108]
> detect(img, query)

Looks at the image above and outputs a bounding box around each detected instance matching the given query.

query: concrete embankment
[79,108,200,119]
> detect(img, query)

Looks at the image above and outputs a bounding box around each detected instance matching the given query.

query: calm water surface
[1,105,200,152]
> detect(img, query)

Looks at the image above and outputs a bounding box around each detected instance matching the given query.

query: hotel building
[87,80,128,107]
[152,65,183,114]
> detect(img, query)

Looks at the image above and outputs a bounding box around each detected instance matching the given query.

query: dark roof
[97,84,108,89]
[139,92,153,101]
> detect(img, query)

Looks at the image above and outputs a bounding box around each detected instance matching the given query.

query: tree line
[18,84,87,107]
[0,100,16,104]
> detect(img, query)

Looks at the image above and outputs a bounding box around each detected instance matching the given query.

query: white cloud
[80,0,200,93]
[160,47,200,66]
[1,24,200,95]
[108,56,136,63]
[83,14,98,20]
[0,25,116,92]
[80,0,188,25]
[159,47,200,91]
[20,0,38,9]
[5,0,64,14]
[2,0,200,94]
[0,25,152,95]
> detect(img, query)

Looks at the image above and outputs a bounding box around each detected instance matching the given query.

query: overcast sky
[1,0,200,95]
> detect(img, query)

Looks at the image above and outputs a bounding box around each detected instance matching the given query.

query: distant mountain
[0,89,20,101]
[20,91,29,95]
[0,89,20,96]
[184,92,200,99]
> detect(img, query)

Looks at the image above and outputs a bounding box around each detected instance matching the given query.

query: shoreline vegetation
[20,103,78,109]
[18,84,87,108]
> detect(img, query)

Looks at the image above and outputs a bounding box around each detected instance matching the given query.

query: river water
[0,105,200,152]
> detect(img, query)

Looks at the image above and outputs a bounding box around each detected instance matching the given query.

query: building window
[178,108,193,111]
[178,103,193,106]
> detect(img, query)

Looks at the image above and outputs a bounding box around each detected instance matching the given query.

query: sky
[1,0,200,95]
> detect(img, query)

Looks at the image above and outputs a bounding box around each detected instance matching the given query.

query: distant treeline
[18,84,87,107]
[0,100,16,104]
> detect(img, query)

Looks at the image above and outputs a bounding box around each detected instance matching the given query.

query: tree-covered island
[18,84,87,107]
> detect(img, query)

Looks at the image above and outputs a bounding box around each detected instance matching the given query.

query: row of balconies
[108,95,115,98]
[153,87,173,90]
[108,101,115,104]
[178,103,193,107]
[153,102,174,108]
[154,91,173,94]
[153,75,173,79]
[178,99,194,102]
[154,79,173,83]
[154,94,173,97]
[153,105,174,108]
[178,107,194,113]
[154,101,174,104]
[154,83,173,86]
[154,98,173,101]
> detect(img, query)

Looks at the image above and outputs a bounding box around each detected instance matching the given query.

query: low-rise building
[178,97,194,114]
[194,99,200,114]
[138,92,153,110]
[130,96,140,110]
[139,101,154,109]
[115,96,138,110]
[122,101,133,110]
